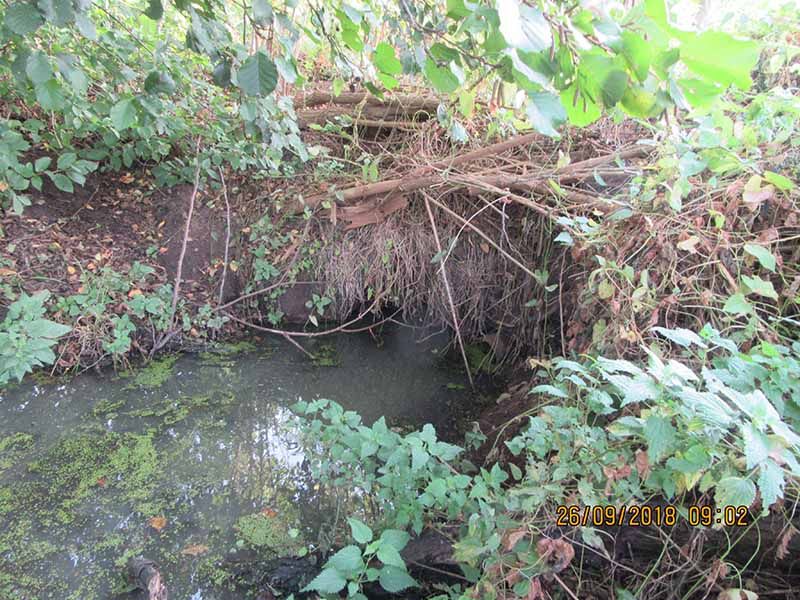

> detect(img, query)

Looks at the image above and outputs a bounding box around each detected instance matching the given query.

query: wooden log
[127,556,168,600]
[294,91,441,112]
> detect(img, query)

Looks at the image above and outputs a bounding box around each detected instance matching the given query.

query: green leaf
[600,69,628,107]
[742,423,769,470]
[4,2,44,35]
[37,0,73,25]
[679,31,760,90]
[763,171,794,191]
[652,327,708,349]
[57,152,77,170]
[743,244,776,273]
[373,42,402,76]
[348,518,373,544]
[144,70,176,94]
[742,275,778,300]
[644,415,677,463]
[446,0,471,19]
[302,567,347,594]
[620,31,652,82]
[26,51,52,84]
[757,459,784,510]
[377,544,405,568]
[497,0,551,52]
[49,172,73,193]
[379,529,410,552]
[34,157,51,172]
[110,98,138,130]
[715,476,756,509]
[424,58,458,94]
[378,565,417,593]
[326,545,364,575]
[253,0,273,25]
[529,384,568,399]
[561,84,601,126]
[237,51,278,97]
[144,0,163,20]
[526,91,566,137]
[35,79,64,111]
[411,445,429,471]
[723,293,752,315]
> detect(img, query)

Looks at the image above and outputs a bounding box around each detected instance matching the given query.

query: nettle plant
[0,290,71,385]
[294,325,800,598]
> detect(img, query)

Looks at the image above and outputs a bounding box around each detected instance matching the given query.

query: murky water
[0,327,466,599]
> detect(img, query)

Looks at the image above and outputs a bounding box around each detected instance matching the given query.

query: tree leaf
[348,517,373,544]
[35,79,65,110]
[497,0,551,52]
[743,243,776,273]
[378,565,417,593]
[4,2,44,35]
[373,42,402,76]
[679,31,760,90]
[253,0,273,25]
[37,0,73,26]
[715,476,756,509]
[620,31,652,82]
[237,51,278,97]
[26,51,52,84]
[526,91,566,137]
[302,567,347,594]
[110,98,138,130]
[424,58,458,93]
[144,0,163,20]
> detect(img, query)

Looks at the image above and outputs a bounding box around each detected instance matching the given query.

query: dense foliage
[295,325,800,598]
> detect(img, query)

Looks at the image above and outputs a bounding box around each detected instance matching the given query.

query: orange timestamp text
[555,504,751,527]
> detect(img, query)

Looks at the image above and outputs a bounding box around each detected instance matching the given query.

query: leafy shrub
[294,325,800,598]
[0,290,70,385]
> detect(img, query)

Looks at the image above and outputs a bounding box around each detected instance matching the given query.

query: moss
[235,512,305,556]
[123,354,179,389]
[127,394,211,425]
[0,432,34,473]
[312,342,340,367]
[91,397,126,417]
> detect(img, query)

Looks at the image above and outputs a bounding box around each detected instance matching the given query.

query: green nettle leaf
[327,545,364,574]
[302,567,347,594]
[253,0,273,25]
[742,275,778,300]
[757,459,785,511]
[743,244,776,273]
[237,51,278,97]
[643,415,677,463]
[110,98,138,130]
[4,2,44,35]
[35,79,65,111]
[763,170,794,191]
[37,0,73,26]
[715,476,756,509]
[679,31,760,90]
[652,327,707,349]
[377,544,405,569]
[526,91,566,137]
[26,52,52,84]
[348,518,373,544]
[144,0,163,20]
[378,565,417,593]
[723,293,752,315]
[144,70,176,95]
[379,529,411,551]
[424,58,458,94]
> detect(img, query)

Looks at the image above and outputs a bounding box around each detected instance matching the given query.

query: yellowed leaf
[128,289,143,298]
[148,516,167,532]
[181,543,209,557]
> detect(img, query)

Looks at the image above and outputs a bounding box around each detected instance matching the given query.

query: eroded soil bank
[0,326,477,599]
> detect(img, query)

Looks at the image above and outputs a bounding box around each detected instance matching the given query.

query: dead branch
[127,556,167,600]
[423,192,474,388]
[217,166,232,307]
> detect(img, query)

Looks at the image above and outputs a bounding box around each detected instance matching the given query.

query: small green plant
[0,290,70,385]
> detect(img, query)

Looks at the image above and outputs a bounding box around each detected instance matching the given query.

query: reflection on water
[0,327,465,599]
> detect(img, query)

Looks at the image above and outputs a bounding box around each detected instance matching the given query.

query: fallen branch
[217,166,232,307]
[423,191,474,388]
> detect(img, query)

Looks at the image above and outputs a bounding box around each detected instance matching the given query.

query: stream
[0,327,468,599]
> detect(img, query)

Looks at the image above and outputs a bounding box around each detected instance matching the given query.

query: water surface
[0,327,466,599]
